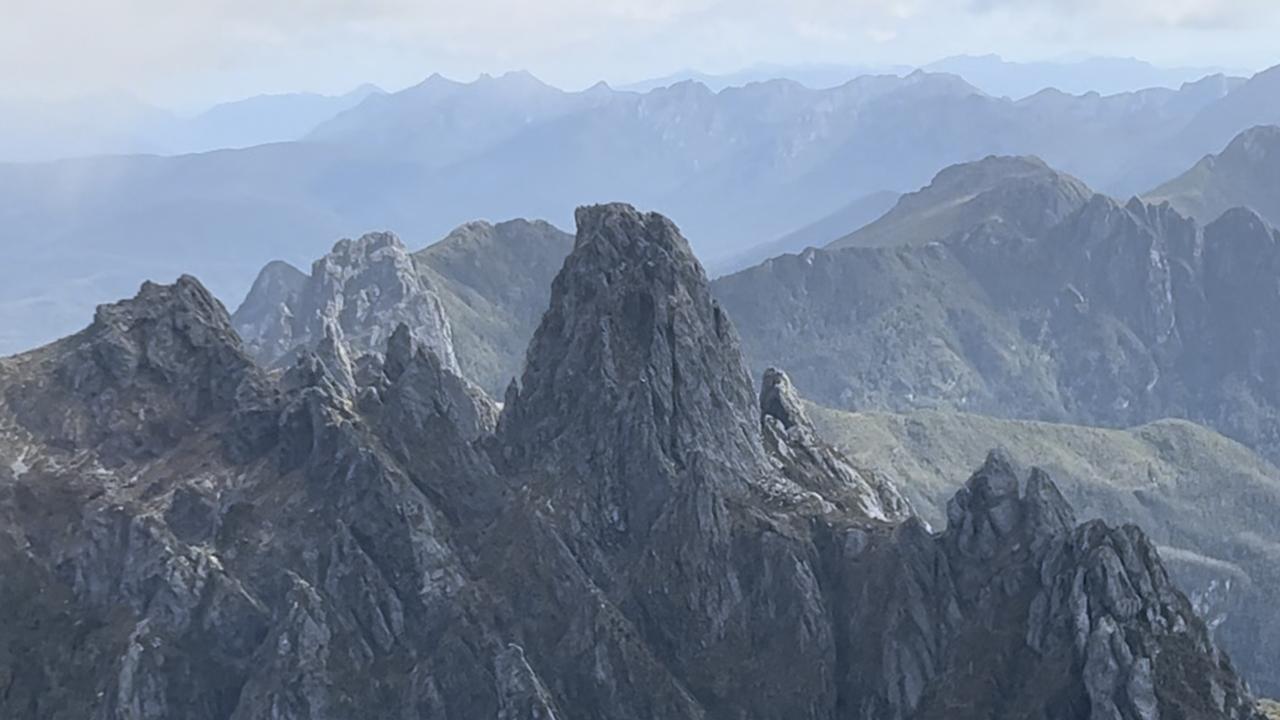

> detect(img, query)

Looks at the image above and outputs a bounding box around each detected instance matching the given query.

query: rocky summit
[0,203,1264,719]
[233,230,459,375]
[236,219,574,397]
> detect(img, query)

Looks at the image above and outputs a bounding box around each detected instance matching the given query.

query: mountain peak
[760,366,809,430]
[830,154,1093,249]
[570,202,698,264]
[325,229,405,258]
[500,202,765,526]
[1148,124,1280,228]
[233,230,459,373]
[945,449,1077,556]
[759,367,914,523]
[1222,123,1280,161]
[93,274,236,342]
[8,275,275,464]
[473,69,557,93]
[1213,204,1272,229]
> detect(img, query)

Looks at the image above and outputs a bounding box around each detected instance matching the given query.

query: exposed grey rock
[2,275,278,467]
[229,259,307,352]
[235,219,574,397]
[233,231,459,375]
[761,367,913,522]
[495,645,561,720]
[0,208,1264,720]
[375,323,498,443]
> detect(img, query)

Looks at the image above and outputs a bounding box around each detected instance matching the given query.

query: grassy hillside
[808,403,1280,695]
[413,219,573,394]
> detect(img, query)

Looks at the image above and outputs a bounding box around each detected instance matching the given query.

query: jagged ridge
[0,205,1264,719]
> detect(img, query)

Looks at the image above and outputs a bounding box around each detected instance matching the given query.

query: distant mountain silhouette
[623,55,1238,97]
[924,54,1243,99]
[1118,66,1279,190]
[0,84,383,162]
[3,65,1277,354]
[1148,125,1280,228]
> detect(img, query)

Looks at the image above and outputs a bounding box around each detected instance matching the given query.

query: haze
[4,0,1277,106]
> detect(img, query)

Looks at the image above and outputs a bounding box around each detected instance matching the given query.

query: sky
[4,0,1278,108]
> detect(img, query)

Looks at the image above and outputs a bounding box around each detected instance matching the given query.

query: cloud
[1,0,1274,105]
[967,0,1280,29]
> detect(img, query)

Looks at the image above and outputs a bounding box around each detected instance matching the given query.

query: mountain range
[7,41,1280,720]
[715,155,1280,466]
[4,54,1229,165]
[828,155,1093,249]
[1148,124,1280,229]
[922,55,1244,100]
[624,55,1239,98]
[232,218,573,395]
[0,202,1265,718]
[3,63,1278,356]
[226,170,1280,694]
[1119,64,1280,190]
[0,85,383,163]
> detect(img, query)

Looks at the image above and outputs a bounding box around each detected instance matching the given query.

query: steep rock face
[760,367,912,522]
[825,452,1257,720]
[496,203,1258,719]
[375,322,498,443]
[500,204,768,516]
[0,275,523,719]
[235,219,574,397]
[717,158,1280,464]
[498,204,844,718]
[232,231,459,374]
[808,402,1280,700]
[0,206,1265,719]
[228,260,307,354]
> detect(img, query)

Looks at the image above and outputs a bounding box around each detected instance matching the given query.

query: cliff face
[234,219,575,397]
[718,179,1280,465]
[0,205,1262,719]
[232,231,459,374]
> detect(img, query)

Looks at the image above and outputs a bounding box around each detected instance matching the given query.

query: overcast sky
[4,0,1277,108]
